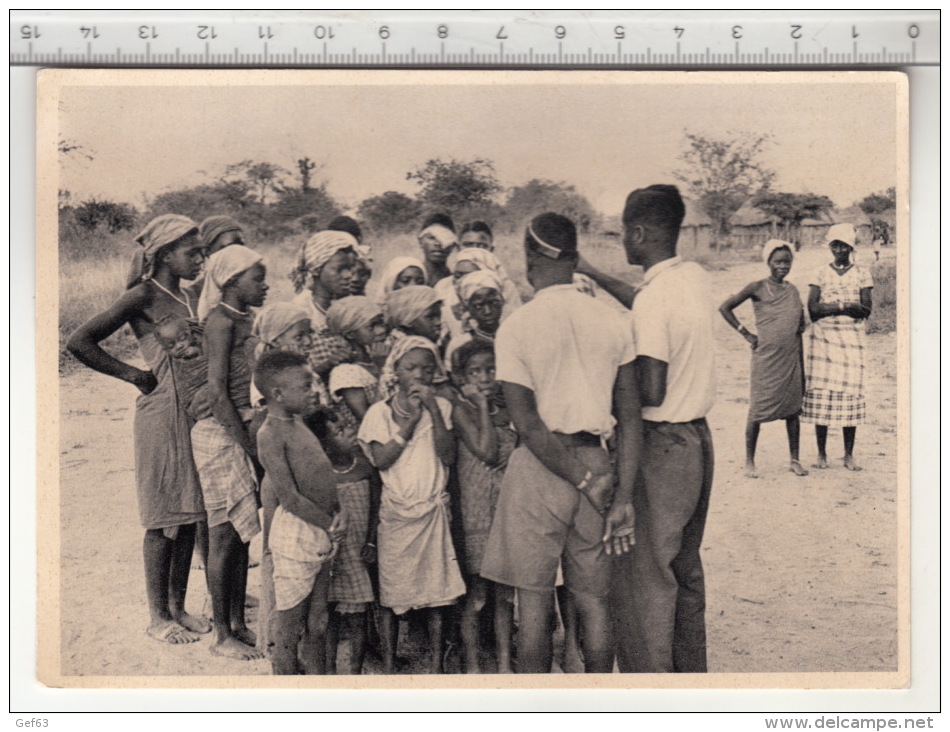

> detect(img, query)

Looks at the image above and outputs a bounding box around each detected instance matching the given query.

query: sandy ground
[55,248,899,678]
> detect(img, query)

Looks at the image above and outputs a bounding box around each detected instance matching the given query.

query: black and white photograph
[36,69,908,688]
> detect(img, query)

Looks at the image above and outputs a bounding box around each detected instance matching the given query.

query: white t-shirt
[631,257,716,423]
[495,283,637,438]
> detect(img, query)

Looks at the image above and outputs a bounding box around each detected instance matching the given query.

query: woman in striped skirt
[801,223,874,471]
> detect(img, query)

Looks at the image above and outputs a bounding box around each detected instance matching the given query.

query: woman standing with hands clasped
[800,223,873,471]
[720,239,808,478]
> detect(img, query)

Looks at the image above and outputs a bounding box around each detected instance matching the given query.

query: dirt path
[56,250,898,677]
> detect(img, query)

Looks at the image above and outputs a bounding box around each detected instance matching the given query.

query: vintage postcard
[35,69,909,692]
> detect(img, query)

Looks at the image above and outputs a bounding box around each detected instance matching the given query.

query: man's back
[496,283,636,436]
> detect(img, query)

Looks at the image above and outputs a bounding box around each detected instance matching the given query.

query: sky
[54,70,901,216]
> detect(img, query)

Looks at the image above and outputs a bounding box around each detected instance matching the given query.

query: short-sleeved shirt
[631,256,716,423]
[808,263,874,327]
[495,283,637,437]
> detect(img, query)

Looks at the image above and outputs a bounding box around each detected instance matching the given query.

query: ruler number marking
[674,26,684,39]
[197,26,217,40]
[80,26,99,39]
[138,26,158,40]
[258,26,273,40]
[496,25,508,40]
[379,25,390,40]
[437,25,448,39]
[20,25,40,39]
[907,24,919,38]
[555,25,566,40]
[614,25,625,40]
[732,25,742,40]
[790,25,802,40]
[852,25,859,39]
[314,26,334,39]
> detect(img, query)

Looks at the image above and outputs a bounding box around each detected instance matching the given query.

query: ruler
[10,10,939,67]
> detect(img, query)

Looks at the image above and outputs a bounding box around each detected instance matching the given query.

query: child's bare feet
[789,460,809,477]
[173,610,212,634]
[812,456,830,469]
[232,625,257,647]
[843,455,862,471]
[211,636,264,660]
[147,619,200,644]
[191,559,205,571]
[744,461,758,479]
[244,594,259,609]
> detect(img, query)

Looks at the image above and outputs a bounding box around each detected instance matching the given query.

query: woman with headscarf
[417,213,458,286]
[192,244,269,661]
[444,269,507,374]
[801,223,874,471]
[289,230,361,378]
[720,239,809,478]
[199,215,246,255]
[67,214,210,646]
[325,295,388,426]
[184,215,249,301]
[380,285,453,400]
[437,247,523,345]
[374,256,427,307]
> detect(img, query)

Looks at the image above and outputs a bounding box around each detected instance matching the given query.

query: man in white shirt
[611,184,716,673]
[480,213,642,673]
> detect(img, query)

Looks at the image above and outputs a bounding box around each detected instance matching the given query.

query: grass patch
[59,254,139,373]
[867,259,896,334]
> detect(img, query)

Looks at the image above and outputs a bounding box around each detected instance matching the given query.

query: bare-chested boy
[254,350,346,674]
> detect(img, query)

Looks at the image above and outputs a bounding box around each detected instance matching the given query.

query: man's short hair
[253,349,308,399]
[623,184,686,233]
[327,215,362,243]
[524,212,578,261]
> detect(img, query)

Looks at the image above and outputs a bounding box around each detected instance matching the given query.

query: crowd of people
[66,184,874,675]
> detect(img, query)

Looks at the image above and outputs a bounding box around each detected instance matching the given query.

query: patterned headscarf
[384,285,442,329]
[197,245,264,320]
[251,302,310,358]
[762,239,794,265]
[380,334,444,401]
[446,246,502,275]
[198,215,244,251]
[289,230,358,293]
[326,296,382,337]
[126,214,198,289]
[375,256,427,306]
[457,269,504,305]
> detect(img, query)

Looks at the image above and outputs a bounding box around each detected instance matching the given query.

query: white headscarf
[419,224,457,248]
[762,239,794,264]
[375,256,427,306]
[197,245,263,320]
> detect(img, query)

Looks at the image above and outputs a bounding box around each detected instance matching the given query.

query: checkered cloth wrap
[269,505,335,611]
[802,318,867,426]
[190,417,261,543]
[329,479,375,612]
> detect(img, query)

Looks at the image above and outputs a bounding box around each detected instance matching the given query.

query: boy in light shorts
[254,350,346,674]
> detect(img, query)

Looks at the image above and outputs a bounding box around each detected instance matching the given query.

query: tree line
[58,133,896,251]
